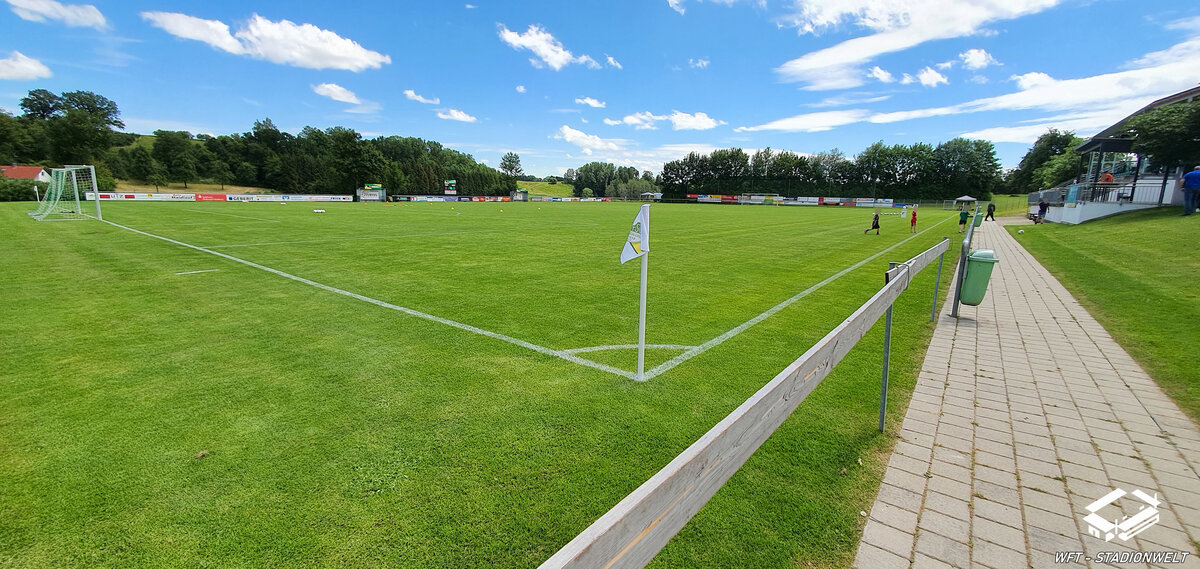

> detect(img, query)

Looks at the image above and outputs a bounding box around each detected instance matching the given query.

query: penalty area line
[641,216,953,381]
[100,219,635,381]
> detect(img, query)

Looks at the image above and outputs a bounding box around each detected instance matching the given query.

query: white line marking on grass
[562,344,697,355]
[100,219,635,380]
[175,269,220,275]
[640,216,953,381]
[205,223,600,249]
[181,208,281,222]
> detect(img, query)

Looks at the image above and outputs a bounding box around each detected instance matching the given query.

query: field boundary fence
[539,236,952,569]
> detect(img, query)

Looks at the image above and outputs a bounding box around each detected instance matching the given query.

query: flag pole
[638,237,648,379]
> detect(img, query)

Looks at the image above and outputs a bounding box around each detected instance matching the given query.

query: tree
[500,152,523,177]
[19,89,61,120]
[1006,129,1078,193]
[1128,100,1200,170]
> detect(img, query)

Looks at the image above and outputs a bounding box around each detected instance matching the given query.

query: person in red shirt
[910,206,918,233]
[1100,172,1114,183]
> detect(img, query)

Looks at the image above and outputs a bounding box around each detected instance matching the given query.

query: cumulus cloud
[689,58,710,69]
[575,96,606,108]
[935,60,955,70]
[667,110,725,130]
[497,24,600,70]
[606,55,622,69]
[403,89,439,104]
[0,50,52,80]
[312,83,360,104]
[515,85,526,93]
[916,66,948,87]
[6,0,106,29]
[604,110,725,130]
[555,125,625,155]
[141,12,390,71]
[437,108,477,122]
[775,0,1060,90]
[960,48,999,70]
[868,65,893,83]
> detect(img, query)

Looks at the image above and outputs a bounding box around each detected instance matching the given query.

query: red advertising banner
[195,193,226,201]
[686,194,699,199]
[721,194,739,203]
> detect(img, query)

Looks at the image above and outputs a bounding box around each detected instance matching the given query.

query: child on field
[958,208,969,232]
[910,206,917,233]
[864,211,880,235]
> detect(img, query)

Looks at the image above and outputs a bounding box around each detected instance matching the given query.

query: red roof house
[0,165,52,183]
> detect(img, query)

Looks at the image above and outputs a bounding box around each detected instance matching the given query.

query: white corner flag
[621,204,650,381]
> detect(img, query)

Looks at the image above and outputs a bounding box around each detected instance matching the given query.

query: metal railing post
[880,262,897,433]
[932,242,945,322]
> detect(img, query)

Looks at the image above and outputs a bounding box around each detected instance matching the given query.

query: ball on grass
[1018,229,1025,234]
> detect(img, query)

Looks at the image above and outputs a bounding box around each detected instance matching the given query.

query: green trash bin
[960,249,999,306]
[973,211,984,227]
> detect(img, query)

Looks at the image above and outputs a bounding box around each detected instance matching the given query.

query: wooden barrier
[539,238,951,569]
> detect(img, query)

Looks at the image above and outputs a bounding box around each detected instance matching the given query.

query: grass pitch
[1,201,957,568]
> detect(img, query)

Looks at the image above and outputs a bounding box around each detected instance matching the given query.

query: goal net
[28,165,100,221]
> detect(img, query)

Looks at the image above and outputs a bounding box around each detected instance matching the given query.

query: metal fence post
[932,243,945,322]
[880,262,897,433]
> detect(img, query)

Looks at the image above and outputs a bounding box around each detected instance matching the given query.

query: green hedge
[0,178,47,202]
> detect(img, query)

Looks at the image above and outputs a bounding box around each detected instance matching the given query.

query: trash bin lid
[968,249,999,263]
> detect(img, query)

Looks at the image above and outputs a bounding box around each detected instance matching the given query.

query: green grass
[1007,207,1200,422]
[1,201,959,568]
[518,180,574,197]
[989,194,1029,217]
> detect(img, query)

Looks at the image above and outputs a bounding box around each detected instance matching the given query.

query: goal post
[28,165,101,221]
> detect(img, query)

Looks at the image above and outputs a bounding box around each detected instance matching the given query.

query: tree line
[0,89,516,198]
[650,139,1001,200]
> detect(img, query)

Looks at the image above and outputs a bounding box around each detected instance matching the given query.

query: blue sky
[2,0,1199,177]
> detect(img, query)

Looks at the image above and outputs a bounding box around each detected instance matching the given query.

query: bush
[0,178,46,202]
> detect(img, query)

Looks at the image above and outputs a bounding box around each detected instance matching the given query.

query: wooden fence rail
[539,238,951,569]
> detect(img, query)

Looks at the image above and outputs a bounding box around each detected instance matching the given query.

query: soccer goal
[28,165,101,221]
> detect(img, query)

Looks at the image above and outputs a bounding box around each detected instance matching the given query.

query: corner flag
[621,204,651,381]
[620,204,650,264]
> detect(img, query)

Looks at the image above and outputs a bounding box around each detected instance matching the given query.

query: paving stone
[870,499,920,534]
[924,491,970,521]
[861,519,915,558]
[915,529,971,569]
[972,536,1029,569]
[853,541,909,569]
[919,508,970,542]
[973,515,1026,550]
[974,497,1023,528]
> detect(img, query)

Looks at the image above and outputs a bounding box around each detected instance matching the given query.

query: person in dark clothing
[985,202,996,221]
[958,208,969,232]
[1037,199,1048,223]
[864,211,880,235]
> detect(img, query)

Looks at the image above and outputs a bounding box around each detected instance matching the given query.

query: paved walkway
[854,218,1200,569]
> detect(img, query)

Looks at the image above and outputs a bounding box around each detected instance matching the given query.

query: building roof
[0,165,48,179]
[1077,84,1200,153]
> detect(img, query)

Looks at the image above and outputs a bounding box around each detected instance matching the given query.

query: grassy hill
[114,180,268,194]
[518,180,574,197]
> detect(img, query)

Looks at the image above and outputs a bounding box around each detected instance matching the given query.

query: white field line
[205,222,600,249]
[561,344,697,355]
[175,269,220,275]
[181,208,281,222]
[100,219,635,380]
[640,216,953,381]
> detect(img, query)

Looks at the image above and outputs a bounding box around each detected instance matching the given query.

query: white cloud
[437,108,478,122]
[735,109,871,132]
[6,0,106,29]
[667,110,726,130]
[935,60,955,70]
[618,111,664,129]
[141,12,390,71]
[668,0,686,14]
[899,73,914,84]
[555,125,625,154]
[775,0,1060,90]
[960,48,999,70]
[667,0,747,16]
[744,31,1200,139]
[0,50,52,80]
[403,89,439,104]
[603,118,622,125]
[868,65,893,83]
[606,55,622,69]
[575,96,606,108]
[810,93,891,107]
[312,83,360,104]
[515,85,526,93]
[498,24,599,71]
[916,66,948,87]
[968,75,989,84]
[465,3,476,8]
[689,58,710,69]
